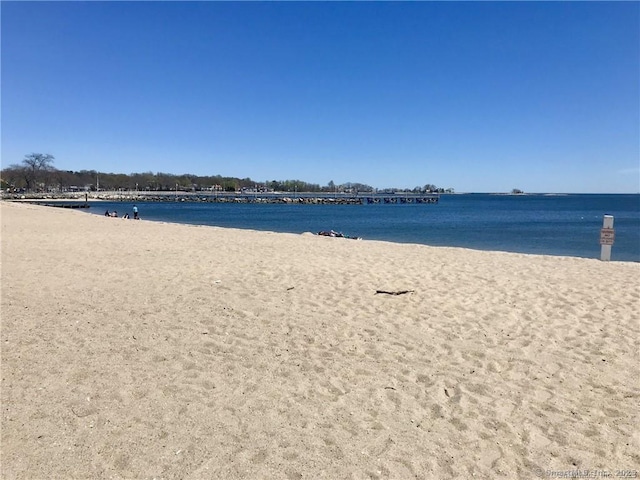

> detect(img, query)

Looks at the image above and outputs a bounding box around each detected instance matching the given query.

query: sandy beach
[1,201,638,479]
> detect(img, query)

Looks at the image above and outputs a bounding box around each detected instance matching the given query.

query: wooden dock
[26,201,91,209]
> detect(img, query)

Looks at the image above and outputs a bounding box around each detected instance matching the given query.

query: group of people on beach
[105,204,139,220]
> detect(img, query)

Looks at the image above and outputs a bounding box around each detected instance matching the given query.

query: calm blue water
[88,194,640,262]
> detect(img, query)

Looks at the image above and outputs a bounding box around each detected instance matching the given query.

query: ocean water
[88,194,640,262]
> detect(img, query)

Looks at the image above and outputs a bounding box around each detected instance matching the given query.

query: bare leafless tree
[10,153,55,191]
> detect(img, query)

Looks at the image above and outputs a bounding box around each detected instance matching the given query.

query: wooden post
[600,215,615,261]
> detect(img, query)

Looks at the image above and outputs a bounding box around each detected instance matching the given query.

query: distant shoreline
[2,191,637,203]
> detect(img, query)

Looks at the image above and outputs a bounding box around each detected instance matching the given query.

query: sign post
[599,215,615,261]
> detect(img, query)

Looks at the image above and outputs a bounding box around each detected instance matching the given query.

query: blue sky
[2,1,638,193]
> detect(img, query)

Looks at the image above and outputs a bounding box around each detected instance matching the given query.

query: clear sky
[2,1,639,193]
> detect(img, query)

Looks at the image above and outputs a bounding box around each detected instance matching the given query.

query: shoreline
[1,201,638,479]
[14,199,640,264]
[105,212,640,264]
[7,198,640,264]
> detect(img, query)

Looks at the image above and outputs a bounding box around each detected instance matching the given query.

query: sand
[1,201,638,479]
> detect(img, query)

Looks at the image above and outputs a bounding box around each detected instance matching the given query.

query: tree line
[1,153,453,194]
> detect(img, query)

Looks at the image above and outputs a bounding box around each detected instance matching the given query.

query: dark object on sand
[317,230,360,240]
[375,290,415,295]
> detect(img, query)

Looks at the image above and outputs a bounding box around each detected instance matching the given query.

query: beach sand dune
[1,202,638,479]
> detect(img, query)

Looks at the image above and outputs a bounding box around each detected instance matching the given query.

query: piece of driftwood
[375,289,415,295]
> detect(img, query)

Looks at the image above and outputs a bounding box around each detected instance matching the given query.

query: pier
[10,200,91,209]
[43,203,90,209]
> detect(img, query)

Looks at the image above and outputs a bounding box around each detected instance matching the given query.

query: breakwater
[3,192,440,205]
[131,192,440,204]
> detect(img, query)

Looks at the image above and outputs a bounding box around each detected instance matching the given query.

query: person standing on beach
[133,204,139,220]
